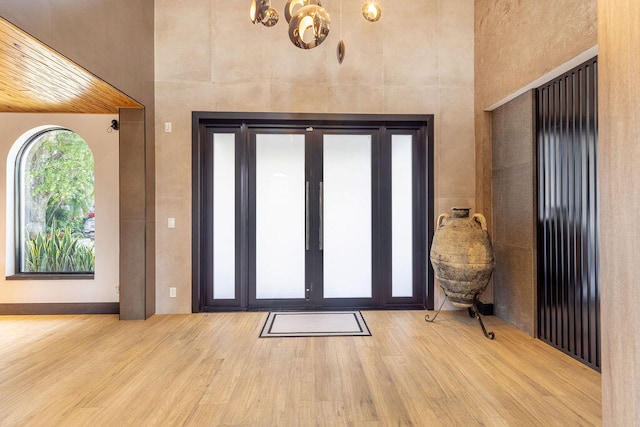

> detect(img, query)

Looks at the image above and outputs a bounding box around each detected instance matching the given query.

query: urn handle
[436,213,450,229]
[472,213,488,232]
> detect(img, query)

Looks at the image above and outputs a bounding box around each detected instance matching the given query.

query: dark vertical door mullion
[423,123,435,310]
[239,126,249,309]
[305,129,324,307]
[307,129,318,304]
[413,130,426,306]
[378,128,391,306]
[202,130,214,307]
[371,129,383,307]
[247,130,258,305]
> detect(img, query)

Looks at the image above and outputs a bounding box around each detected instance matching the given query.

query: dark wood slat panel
[536,57,600,370]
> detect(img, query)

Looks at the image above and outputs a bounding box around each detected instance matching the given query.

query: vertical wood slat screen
[536,57,600,370]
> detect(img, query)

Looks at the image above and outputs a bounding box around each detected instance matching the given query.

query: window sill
[6,273,94,281]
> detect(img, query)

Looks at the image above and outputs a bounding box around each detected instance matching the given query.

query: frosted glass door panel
[391,135,413,297]
[213,133,236,299]
[323,134,372,298]
[255,134,306,299]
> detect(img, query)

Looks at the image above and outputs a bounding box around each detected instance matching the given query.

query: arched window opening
[16,128,95,274]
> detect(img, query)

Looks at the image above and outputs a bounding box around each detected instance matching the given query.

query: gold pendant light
[250,0,279,26]
[337,38,346,64]
[362,1,382,22]
[288,5,331,49]
[249,0,381,61]
[284,0,321,23]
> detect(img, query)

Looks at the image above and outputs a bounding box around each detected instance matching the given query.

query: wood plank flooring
[0,310,602,426]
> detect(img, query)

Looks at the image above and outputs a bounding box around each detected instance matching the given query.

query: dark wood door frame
[192,112,435,312]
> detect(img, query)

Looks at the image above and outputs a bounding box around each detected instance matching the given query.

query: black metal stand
[468,294,495,340]
[425,294,495,340]
[425,295,447,323]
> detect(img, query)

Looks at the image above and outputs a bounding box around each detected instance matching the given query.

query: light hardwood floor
[0,310,601,426]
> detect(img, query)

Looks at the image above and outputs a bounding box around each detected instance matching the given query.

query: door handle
[305,181,310,250]
[319,181,323,251]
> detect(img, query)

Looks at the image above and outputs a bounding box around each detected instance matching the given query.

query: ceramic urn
[429,207,495,307]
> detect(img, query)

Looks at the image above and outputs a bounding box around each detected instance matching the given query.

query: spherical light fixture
[249,0,270,24]
[284,0,322,23]
[288,5,331,49]
[362,1,381,22]
[262,8,279,27]
[249,0,381,59]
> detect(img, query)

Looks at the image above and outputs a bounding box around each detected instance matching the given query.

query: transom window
[16,128,95,274]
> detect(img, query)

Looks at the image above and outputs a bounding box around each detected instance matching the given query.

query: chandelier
[249,0,382,64]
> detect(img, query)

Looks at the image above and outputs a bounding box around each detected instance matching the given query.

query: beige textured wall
[491,91,536,336]
[0,114,120,303]
[155,0,476,313]
[0,1,156,317]
[598,1,640,424]
[474,0,597,224]
[474,1,596,305]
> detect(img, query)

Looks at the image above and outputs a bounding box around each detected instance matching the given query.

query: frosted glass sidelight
[323,134,372,298]
[255,134,306,299]
[391,135,413,297]
[213,133,236,299]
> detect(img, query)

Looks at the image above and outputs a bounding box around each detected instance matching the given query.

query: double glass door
[195,115,432,311]
[250,130,374,307]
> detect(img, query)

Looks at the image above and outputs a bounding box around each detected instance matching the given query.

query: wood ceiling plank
[0,17,142,113]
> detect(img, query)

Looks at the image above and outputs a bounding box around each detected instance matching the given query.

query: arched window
[15,128,95,274]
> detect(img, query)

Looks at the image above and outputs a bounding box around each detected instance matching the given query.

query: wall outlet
[168,217,175,228]
[169,287,176,298]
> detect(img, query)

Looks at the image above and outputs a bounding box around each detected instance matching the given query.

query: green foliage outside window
[25,225,95,272]
[21,129,95,273]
